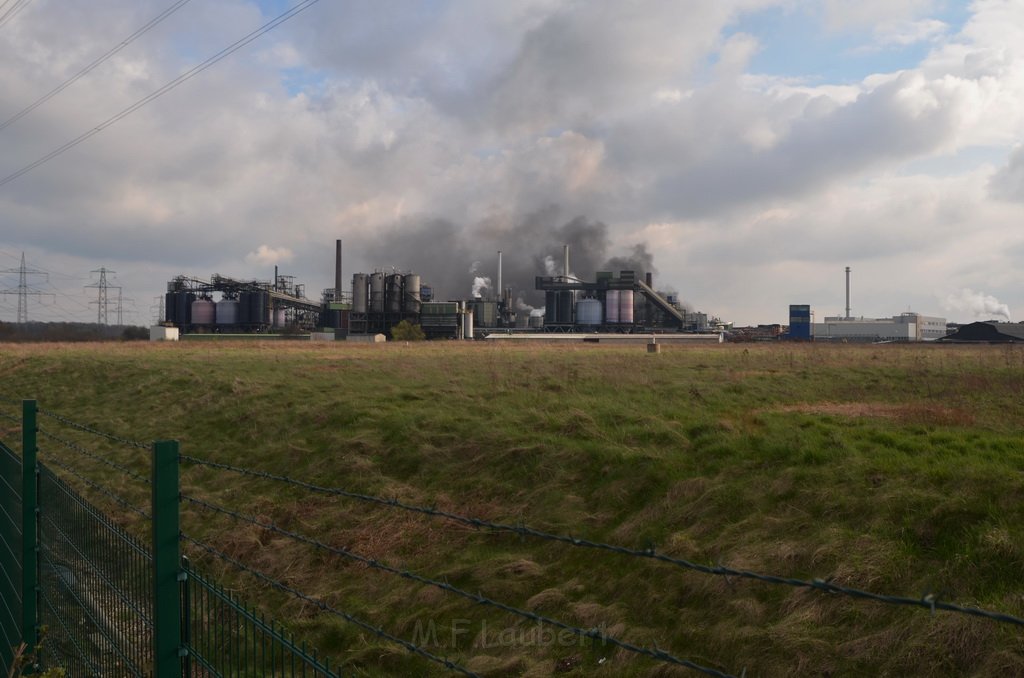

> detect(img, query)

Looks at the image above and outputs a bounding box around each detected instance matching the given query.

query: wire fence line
[37,406,151,450]
[181,534,483,678]
[38,425,150,484]
[182,493,737,678]
[179,455,1024,628]
[38,453,151,521]
[9,401,1024,676]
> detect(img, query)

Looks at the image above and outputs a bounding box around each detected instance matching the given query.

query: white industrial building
[813,313,947,342]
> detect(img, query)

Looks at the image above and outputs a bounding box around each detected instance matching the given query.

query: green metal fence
[0,400,338,678]
[0,439,23,672]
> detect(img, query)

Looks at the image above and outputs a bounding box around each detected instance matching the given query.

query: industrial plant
[157,240,720,340]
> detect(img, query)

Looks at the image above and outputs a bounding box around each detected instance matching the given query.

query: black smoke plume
[364,208,656,306]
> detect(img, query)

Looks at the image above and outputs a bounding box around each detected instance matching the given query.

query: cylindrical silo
[620,290,635,324]
[463,309,474,340]
[175,292,194,326]
[352,273,368,314]
[545,291,559,324]
[165,292,177,324]
[404,274,421,313]
[605,290,620,324]
[387,274,403,313]
[191,298,215,325]
[576,298,602,325]
[249,291,269,325]
[274,308,286,327]
[369,273,385,313]
[529,311,544,329]
[557,291,574,324]
[216,298,239,325]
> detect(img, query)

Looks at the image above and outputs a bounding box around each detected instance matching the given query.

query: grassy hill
[1,341,1023,676]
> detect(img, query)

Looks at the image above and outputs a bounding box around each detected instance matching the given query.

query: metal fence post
[152,440,181,678]
[21,399,38,653]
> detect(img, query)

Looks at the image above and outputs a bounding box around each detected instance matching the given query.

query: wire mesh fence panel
[37,463,154,677]
[0,441,23,672]
[182,563,339,678]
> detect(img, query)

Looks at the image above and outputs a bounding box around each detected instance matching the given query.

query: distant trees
[0,321,150,342]
[390,320,425,341]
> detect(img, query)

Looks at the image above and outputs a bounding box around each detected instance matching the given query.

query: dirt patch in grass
[771,402,975,426]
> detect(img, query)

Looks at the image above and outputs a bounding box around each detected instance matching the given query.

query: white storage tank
[576,298,602,325]
[191,299,215,324]
[605,290,620,324]
[352,273,369,314]
[529,310,544,328]
[619,290,635,324]
[274,308,286,327]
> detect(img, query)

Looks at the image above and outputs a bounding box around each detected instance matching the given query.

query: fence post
[21,399,38,654]
[152,440,181,678]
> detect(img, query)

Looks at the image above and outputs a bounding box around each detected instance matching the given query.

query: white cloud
[245,245,294,267]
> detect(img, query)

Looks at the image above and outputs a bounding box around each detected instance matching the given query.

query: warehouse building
[813,312,947,342]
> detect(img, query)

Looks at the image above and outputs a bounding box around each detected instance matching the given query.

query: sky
[2,0,1023,326]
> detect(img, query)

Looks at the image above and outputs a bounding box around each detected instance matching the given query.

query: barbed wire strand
[40,454,150,520]
[180,533,480,678]
[37,406,150,450]
[182,494,736,678]
[179,455,1024,628]
[38,425,150,484]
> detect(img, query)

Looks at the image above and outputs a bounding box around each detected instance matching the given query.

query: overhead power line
[0,0,33,30]
[0,0,196,133]
[0,0,321,190]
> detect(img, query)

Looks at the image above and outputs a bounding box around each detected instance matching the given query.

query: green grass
[1,341,1024,676]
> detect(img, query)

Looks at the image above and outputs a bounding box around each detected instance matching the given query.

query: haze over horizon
[2,0,1023,326]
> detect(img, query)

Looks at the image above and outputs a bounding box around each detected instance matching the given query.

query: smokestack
[497,250,502,302]
[645,271,653,288]
[274,265,278,292]
[335,240,342,300]
[845,266,851,319]
[563,244,570,280]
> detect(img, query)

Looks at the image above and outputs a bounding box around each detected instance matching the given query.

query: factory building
[813,313,947,342]
[161,240,720,340]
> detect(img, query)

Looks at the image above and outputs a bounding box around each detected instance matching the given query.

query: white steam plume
[472,276,491,298]
[943,288,1011,321]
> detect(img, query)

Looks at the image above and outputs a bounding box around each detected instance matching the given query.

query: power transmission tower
[85,267,120,325]
[150,295,165,325]
[0,252,54,323]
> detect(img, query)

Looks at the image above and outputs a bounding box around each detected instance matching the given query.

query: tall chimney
[845,266,851,319]
[274,265,278,292]
[497,250,502,302]
[645,271,653,288]
[563,244,570,279]
[335,239,343,300]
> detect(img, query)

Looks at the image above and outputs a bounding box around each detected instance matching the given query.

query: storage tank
[387,274,403,313]
[462,309,474,340]
[605,290,620,324]
[165,292,177,324]
[529,311,544,329]
[620,290,635,324]
[274,308,286,327]
[556,291,574,324]
[175,292,194,326]
[545,291,559,324]
[576,298,602,325]
[352,273,368,314]
[216,299,239,325]
[248,291,269,325]
[404,274,421,313]
[191,298,215,325]
[369,273,385,313]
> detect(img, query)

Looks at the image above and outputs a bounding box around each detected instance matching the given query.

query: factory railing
[0,400,337,677]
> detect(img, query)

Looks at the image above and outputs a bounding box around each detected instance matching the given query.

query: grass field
[1,341,1023,677]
